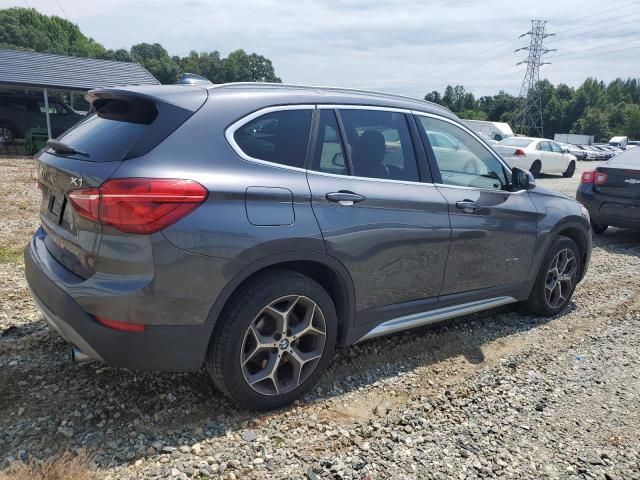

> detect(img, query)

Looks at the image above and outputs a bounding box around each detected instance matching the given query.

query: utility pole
[513,20,555,137]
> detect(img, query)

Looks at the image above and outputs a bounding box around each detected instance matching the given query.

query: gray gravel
[1,160,639,479]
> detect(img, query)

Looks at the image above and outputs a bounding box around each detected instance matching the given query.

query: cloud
[4,0,639,97]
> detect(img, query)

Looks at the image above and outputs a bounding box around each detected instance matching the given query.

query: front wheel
[562,161,576,178]
[206,269,337,410]
[523,236,581,317]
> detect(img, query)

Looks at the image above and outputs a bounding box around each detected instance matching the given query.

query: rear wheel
[0,125,15,143]
[523,236,581,316]
[562,161,576,178]
[206,269,337,410]
[529,160,542,178]
[592,223,608,234]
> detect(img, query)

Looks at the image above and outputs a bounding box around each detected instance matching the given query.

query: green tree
[572,107,610,142]
[623,104,640,139]
[0,7,105,57]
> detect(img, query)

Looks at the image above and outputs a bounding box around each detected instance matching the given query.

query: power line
[54,0,70,21]
[555,44,640,63]
[548,13,640,45]
[551,0,640,29]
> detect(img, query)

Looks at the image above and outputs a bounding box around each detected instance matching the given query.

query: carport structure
[0,49,159,142]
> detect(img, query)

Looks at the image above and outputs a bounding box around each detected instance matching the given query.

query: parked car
[493,136,577,178]
[0,93,84,141]
[583,145,607,161]
[576,147,640,234]
[573,145,597,161]
[592,144,615,160]
[559,142,587,161]
[25,84,592,409]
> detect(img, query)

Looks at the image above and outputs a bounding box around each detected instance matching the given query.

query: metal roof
[0,49,160,91]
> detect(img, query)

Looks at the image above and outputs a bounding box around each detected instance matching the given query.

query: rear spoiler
[85,86,208,160]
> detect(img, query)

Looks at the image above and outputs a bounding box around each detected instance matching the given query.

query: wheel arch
[206,252,356,346]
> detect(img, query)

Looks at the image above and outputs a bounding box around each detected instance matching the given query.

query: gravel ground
[1,158,639,479]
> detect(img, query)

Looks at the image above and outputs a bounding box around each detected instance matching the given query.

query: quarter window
[338,109,419,181]
[233,109,313,168]
[417,115,506,190]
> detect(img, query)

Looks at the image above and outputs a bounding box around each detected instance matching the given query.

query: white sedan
[493,137,577,178]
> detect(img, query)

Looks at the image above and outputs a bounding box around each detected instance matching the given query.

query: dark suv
[0,93,83,141]
[25,84,592,409]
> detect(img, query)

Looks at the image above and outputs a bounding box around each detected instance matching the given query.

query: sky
[3,0,639,98]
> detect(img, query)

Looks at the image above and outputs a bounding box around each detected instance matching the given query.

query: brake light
[580,171,608,185]
[95,315,145,332]
[68,178,208,234]
[594,172,608,185]
[581,171,595,183]
[514,148,526,157]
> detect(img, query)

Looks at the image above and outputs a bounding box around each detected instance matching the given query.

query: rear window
[233,109,313,168]
[52,99,158,162]
[497,138,533,148]
[609,148,640,167]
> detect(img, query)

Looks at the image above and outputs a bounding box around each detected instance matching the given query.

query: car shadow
[591,227,640,256]
[0,301,565,470]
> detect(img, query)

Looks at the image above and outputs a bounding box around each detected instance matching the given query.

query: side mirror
[563,148,570,154]
[511,167,535,191]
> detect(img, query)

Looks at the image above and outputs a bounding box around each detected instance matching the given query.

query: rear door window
[233,109,313,168]
[337,109,419,181]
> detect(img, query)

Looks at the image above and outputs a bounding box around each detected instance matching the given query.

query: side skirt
[356,296,517,343]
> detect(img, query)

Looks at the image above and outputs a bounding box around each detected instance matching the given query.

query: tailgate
[37,154,121,278]
[595,166,640,200]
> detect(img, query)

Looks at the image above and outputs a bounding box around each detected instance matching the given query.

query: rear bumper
[25,233,214,371]
[577,187,640,229]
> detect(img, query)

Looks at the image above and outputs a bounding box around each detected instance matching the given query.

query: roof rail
[208,82,454,114]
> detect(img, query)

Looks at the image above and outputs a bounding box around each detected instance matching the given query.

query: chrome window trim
[307,168,435,187]
[318,104,412,114]
[225,104,316,173]
[411,110,530,195]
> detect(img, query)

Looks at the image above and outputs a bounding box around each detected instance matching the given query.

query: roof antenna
[177,73,213,86]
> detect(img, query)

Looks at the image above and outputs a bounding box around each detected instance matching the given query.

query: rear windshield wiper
[46,140,90,157]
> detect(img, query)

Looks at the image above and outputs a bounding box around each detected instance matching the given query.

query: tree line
[425,78,640,142]
[0,7,281,85]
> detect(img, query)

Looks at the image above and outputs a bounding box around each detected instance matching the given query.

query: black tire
[562,161,576,178]
[529,160,542,178]
[206,269,337,410]
[523,236,581,317]
[0,124,15,143]
[592,223,608,234]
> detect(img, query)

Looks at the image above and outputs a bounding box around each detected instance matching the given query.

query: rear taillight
[514,148,526,157]
[68,178,208,234]
[581,171,595,183]
[580,171,608,185]
[594,172,608,185]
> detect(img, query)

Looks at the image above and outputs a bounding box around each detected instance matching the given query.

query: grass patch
[0,247,23,265]
[0,451,97,480]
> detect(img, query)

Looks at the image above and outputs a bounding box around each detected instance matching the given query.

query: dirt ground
[0,157,638,479]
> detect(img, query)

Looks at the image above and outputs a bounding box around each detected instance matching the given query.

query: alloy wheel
[544,248,577,309]
[240,295,327,396]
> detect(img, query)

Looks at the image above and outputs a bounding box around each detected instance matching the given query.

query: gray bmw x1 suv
[25,83,592,409]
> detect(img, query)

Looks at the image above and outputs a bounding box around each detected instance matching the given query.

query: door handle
[326,191,366,206]
[456,199,481,213]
